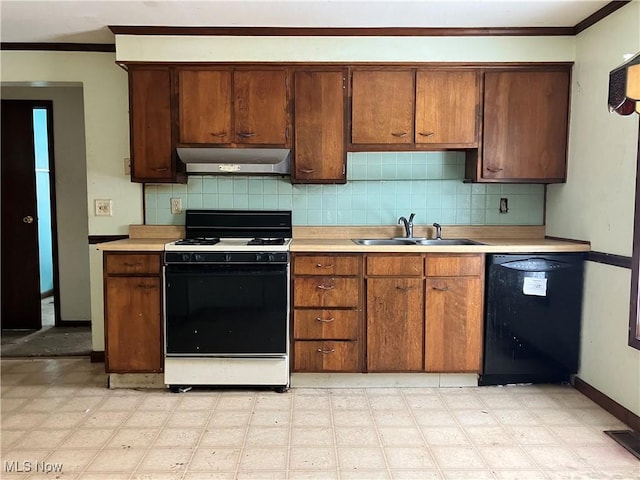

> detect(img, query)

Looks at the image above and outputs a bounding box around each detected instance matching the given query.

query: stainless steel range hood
[177,148,290,175]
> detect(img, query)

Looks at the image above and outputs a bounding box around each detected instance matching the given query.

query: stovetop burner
[175,237,221,246]
[247,238,286,246]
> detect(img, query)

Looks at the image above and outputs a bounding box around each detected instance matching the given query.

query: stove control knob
[194,254,204,262]
[267,254,276,262]
[255,253,262,262]
[181,253,191,262]
[224,254,232,262]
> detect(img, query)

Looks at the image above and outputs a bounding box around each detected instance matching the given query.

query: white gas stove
[163,209,292,392]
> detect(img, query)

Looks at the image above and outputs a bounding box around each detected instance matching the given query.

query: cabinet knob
[22,215,34,224]
[391,132,408,138]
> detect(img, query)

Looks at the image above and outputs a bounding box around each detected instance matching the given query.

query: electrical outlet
[170,198,182,214]
[95,199,112,216]
[499,197,509,214]
[124,157,131,175]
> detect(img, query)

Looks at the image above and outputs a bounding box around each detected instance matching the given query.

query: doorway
[1,100,59,330]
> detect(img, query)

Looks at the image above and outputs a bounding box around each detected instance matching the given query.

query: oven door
[164,262,289,356]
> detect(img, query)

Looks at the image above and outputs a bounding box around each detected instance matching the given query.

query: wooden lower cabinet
[425,254,484,373]
[103,252,163,373]
[292,254,363,372]
[425,276,483,372]
[292,252,484,375]
[366,277,424,371]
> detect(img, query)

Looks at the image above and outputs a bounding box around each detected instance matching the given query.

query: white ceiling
[0,0,614,44]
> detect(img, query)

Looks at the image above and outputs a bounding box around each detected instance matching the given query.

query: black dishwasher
[479,253,585,386]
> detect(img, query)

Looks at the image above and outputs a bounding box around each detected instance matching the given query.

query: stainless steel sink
[352,238,483,246]
[353,239,417,245]
[413,239,484,246]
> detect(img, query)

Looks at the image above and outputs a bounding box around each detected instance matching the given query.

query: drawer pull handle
[317,284,335,291]
[315,317,335,323]
[317,348,335,354]
[152,167,169,172]
[124,262,142,268]
[396,285,416,292]
[391,131,408,138]
[486,166,503,173]
[316,263,334,268]
[300,168,316,174]
[210,131,227,137]
[432,286,450,292]
[237,132,256,138]
[418,131,435,137]
[136,283,157,292]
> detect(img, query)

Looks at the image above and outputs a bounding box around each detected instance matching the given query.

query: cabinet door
[482,70,569,181]
[130,68,180,182]
[415,70,479,146]
[367,277,424,371]
[293,70,346,182]
[105,276,162,373]
[178,69,232,144]
[234,70,290,145]
[351,70,414,144]
[425,276,482,372]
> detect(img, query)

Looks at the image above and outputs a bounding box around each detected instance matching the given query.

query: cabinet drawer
[426,254,483,277]
[294,309,360,340]
[366,255,423,276]
[293,341,361,372]
[293,277,360,308]
[294,255,360,276]
[105,253,161,275]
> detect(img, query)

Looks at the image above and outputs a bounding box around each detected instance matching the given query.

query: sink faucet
[433,222,442,240]
[398,213,416,238]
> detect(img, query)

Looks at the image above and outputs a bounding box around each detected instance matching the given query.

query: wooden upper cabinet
[129,67,184,183]
[293,70,346,183]
[234,69,290,145]
[176,68,290,146]
[481,69,570,182]
[351,70,415,144]
[415,70,479,146]
[178,69,232,144]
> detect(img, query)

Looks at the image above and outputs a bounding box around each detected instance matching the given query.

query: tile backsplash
[145,152,544,226]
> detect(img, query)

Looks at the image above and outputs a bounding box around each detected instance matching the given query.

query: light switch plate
[95,199,113,216]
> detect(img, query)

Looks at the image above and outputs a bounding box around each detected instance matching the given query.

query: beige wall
[1,51,136,348]
[547,2,640,416]
[1,85,91,321]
